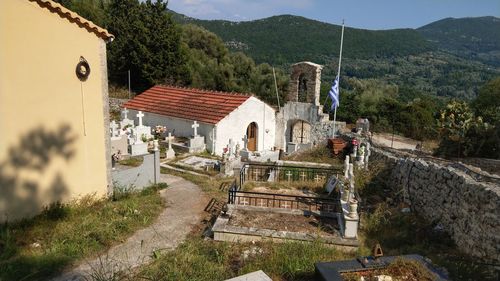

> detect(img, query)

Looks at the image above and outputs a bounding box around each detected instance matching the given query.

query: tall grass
[138,237,352,281]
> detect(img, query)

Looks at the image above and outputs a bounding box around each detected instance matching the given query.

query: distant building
[123,85,276,155]
[0,0,114,221]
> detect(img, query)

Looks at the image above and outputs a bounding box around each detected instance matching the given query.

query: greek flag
[328,75,340,110]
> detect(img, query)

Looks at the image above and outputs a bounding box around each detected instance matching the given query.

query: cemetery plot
[227,209,340,237]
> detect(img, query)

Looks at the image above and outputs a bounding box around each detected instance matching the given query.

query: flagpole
[332,19,345,138]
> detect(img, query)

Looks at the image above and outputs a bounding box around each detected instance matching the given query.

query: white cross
[300,172,306,181]
[286,171,292,182]
[314,174,321,182]
[192,121,199,137]
[282,201,290,209]
[136,111,145,126]
[253,169,260,180]
[166,132,174,150]
[110,120,119,137]
[242,135,248,150]
[240,198,249,206]
[258,199,266,207]
[122,108,129,120]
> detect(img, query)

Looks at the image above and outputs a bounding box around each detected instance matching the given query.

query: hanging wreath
[76,56,91,81]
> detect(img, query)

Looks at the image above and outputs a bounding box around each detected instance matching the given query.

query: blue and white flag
[328,75,340,110]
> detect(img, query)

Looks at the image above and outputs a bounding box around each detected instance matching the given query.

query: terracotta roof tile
[123,85,251,124]
[29,0,114,41]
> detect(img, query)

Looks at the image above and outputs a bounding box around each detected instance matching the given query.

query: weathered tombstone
[239,135,251,160]
[188,120,206,153]
[129,126,148,156]
[191,121,199,137]
[133,111,153,141]
[110,120,119,138]
[242,135,249,151]
[165,132,175,159]
[235,142,241,158]
[120,107,134,129]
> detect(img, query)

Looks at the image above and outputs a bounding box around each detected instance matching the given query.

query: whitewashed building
[123,85,276,156]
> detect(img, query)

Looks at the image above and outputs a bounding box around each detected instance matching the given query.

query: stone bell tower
[287,62,323,106]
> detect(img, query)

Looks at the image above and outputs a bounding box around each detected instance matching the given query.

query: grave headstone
[110,120,119,138]
[165,132,175,159]
[129,124,148,156]
[132,111,153,141]
[120,108,134,129]
[239,135,251,160]
[188,121,206,153]
[191,121,200,137]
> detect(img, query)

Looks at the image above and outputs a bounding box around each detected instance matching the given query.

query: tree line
[57,0,499,159]
[55,0,289,103]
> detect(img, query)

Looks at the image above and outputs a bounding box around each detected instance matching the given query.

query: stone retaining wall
[109,98,129,113]
[371,147,500,263]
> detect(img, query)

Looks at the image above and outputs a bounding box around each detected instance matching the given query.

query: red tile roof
[122,85,251,124]
[29,0,114,41]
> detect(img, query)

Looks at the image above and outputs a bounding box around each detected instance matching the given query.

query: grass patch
[118,156,144,167]
[0,184,165,281]
[137,236,352,281]
[161,167,232,201]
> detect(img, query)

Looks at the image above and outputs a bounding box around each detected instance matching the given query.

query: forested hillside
[418,16,500,66]
[172,13,433,65]
[171,11,500,100]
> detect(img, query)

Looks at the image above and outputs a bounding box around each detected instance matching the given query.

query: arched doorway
[246,122,258,151]
[291,120,311,144]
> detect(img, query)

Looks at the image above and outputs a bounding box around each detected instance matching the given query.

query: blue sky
[168,0,500,30]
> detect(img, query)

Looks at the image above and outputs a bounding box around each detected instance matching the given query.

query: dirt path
[52,174,207,281]
[371,132,418,150]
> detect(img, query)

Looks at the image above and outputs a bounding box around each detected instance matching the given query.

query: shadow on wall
[0,124,77,222]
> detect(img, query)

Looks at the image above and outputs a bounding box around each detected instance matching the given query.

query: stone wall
[371,147,500,263]
[311,121,346,145]
[451,157,500,175]
[109,98,129,113]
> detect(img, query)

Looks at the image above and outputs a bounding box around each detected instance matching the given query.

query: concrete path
[52,174,206,281]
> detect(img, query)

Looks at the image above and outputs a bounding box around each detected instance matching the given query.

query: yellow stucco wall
[0,0,111,221]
